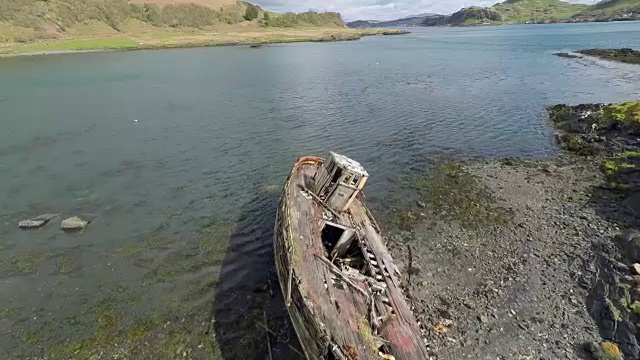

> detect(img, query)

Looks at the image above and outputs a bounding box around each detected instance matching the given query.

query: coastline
[416,18,640,28]
[0,27,408,58]
[383,101,640,359]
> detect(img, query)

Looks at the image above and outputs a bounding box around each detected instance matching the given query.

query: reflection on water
[0,22,639,358]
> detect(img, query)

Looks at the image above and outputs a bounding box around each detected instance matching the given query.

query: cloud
[252,0,599,21]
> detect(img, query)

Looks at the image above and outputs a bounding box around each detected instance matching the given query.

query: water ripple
[1,22,640,358]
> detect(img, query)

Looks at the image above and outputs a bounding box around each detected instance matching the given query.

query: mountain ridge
[418,0,640,26]
[350,0,640,28]
[346,14,442,28]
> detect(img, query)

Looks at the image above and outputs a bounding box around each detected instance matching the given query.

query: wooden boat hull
[274,156,428,360]
[274,156,328,358]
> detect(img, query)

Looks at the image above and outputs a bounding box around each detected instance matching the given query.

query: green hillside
[0,0,345,43]
[448,7,503,26]
[574,0,640,20]
[420,0,640,27]
[264,11,344,27]
[491,0,588,23]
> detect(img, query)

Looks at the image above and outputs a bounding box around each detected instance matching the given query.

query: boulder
[615,229,640,263]
[543,164,558,174]
[18,219,47,229]
[61,217,89,232]
[554,52,581,59]
[18,213,60,229]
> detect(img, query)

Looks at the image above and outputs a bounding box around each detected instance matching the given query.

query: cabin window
[342,175,352,185]
[331,168,343,184]
[321,223,345,254]
[325,159,335,174]
[349,175,359,186]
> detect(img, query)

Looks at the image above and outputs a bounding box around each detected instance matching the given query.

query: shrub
[266,11,344,27]
[244,4,259,21]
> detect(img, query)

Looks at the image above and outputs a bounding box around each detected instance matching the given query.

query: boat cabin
[313,152,369,213]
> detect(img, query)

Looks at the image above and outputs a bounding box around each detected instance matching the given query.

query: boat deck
[279,159,428,359]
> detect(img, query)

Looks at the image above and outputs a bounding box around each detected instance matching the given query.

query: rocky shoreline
[578,49,640,65]
[555,48,640,65]
[383,101,640,359]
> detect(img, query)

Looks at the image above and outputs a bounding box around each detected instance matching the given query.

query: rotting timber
[274,152,429,359]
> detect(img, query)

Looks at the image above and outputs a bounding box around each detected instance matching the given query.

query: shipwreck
[274,152,429,359]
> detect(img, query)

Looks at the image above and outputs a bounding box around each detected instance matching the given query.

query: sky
[253,0,600,21]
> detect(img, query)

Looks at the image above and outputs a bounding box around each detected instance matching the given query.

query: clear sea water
[0,21,639,359]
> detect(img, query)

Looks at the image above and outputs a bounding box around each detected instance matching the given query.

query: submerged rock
[61,217,89,231]
[18,213,60,229]
[554,52,581,59]
[578,48,640,65]
[18,219,46,229]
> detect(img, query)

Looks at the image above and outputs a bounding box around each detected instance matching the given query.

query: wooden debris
[239,309,305,358]
[263,309,273,360]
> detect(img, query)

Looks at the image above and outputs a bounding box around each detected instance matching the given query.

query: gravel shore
[384,101,640,359]
[388,157,608,359]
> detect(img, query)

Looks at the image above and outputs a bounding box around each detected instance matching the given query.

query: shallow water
[0,21,639,358]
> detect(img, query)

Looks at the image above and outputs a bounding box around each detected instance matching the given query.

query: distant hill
[419,0,638,26]
[491,0,588,23]
[0,0,254,33]
[129,0,236,7]
[449,7,503,25]
[421,7,502,26]
[347,14,442,28]
[573,0,640,21]
[346,20,375,28]
[420,15,450,26]
[399,13,439,19]
[0,0,346,42]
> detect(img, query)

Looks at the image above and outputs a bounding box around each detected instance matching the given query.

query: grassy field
[0,22,406,56]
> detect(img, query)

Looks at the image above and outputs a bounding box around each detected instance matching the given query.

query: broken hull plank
[274,156,429,359]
